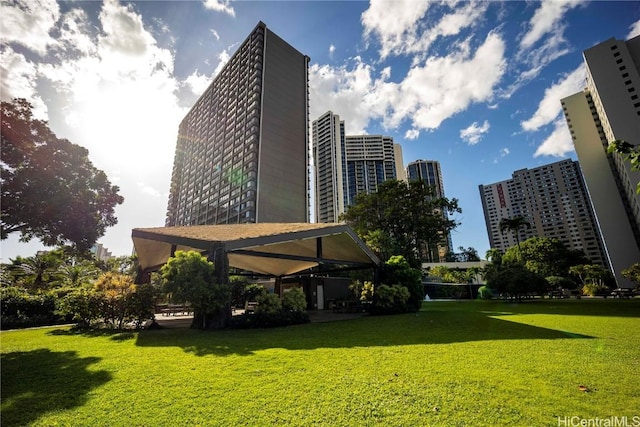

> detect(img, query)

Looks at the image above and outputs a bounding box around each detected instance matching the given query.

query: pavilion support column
[274,277,283,297]
[209,244,229,285]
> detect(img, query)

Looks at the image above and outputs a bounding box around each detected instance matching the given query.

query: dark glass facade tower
[166,22,310,226]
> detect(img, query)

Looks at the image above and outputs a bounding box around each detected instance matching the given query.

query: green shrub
[382,256,423,311]
[282,287,307,312]
[370,284,410,315]
[582,282,610,297]
[477,286,493,300]
[255,293,281,314]
[360,281,374,302]
[0,286,64,329]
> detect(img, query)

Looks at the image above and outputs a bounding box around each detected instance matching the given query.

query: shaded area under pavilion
[131,223,381,301]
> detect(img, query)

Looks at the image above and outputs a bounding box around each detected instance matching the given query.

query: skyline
[1,0,639,261]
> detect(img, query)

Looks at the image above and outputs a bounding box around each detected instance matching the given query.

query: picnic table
[611,288,633,299]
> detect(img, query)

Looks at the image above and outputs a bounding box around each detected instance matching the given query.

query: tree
[607,140,640,193]
[485,264,547,302]
[381,255,423,311]
[569,264,615,294]
[159,250,231,329]
[341,180,461,266]
[499,216,531,254]
[621,262,640,289]
[444,246,481,262]
[502,237,588,278]
[1,98,124,252]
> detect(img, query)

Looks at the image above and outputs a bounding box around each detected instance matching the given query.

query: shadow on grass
[48,328,136,342]
[134,303,596,357]
[1,349,111,427]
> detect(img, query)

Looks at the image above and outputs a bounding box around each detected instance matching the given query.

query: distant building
[91,243,113,262]
[479,159,608,268]
[561,35,640,287]
[344,134,399,206]
[312,111,402,223]
[407,160,452,260]
[312,111,347,223]
[166,22,310,226]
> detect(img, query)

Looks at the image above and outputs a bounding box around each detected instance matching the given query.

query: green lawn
[2,299,639,426]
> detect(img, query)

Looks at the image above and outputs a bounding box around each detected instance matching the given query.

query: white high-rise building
[312,111,402,223]
[561,35,640,287]
[312,111,347,223]
[479,160,608,268]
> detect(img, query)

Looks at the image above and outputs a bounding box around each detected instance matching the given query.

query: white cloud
[2,0,188,255]
[329,44,336,58]
[521,65,585,132]
[213,49,230,77]
[361,0,431,59]
[405,129,420,140]
[203,0,235,17]
[500,147,510,157]
[460,120,490,145]
[534,118,574,157]
[310,31,506,135]
[0,47,48,119]
[0,0,60,55]
[211,29,220,40]
[519,0,584,51]
[184,70,212,96]
[361,0,486,59]
[628,20,640,39]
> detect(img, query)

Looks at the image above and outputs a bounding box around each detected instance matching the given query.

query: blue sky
[1,0,639,261]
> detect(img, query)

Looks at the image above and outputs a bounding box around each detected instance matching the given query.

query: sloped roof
[132,223,380,277]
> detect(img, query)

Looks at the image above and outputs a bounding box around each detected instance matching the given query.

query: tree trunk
[190,305,232,329]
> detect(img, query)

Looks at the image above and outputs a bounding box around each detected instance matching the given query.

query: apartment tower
[479,159,608,268]
[561,35,640,287]
[344,135,398,206]
[312,111,347,223]
[166,22,310,227]
[407,159,452,261]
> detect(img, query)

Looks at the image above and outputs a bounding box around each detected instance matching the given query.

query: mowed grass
[2,299,639,427]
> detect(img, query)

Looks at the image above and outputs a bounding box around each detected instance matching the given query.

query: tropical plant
[255,293,282,314]
[282,287,307,312]
[621,262,640,289]
[607,140,640,193]
[370,284,410,314]
[485,264,547,301]
[499,216,531,254]
[160,251,232,329]
[503,237,589,278]
[382,255,423,311]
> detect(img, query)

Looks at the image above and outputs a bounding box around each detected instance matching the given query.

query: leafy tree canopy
[621,262,640,286]
[159,250,231,329]
[444,246,480,262]
[502,236,589,278]
[340,179,461,266]
[1,98,124,252]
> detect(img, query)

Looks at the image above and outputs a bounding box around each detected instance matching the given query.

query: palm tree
[499,216,531,257]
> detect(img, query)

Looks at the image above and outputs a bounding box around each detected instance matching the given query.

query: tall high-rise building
[312,111,402,222]
[407,160,452,260]
[479,159,608,268]
[345,135,398,206]
[561,35,640,287]
[312,111,347,223]
[166,22,310,227]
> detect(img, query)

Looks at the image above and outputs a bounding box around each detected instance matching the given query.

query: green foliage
[477,285,493,300]
[382,255,423,311]
[1,98,123,252]
[582,282,610,297]
[255,293,282,314]
[546,276,576,290]
[360,281,375,302]
[621,262,640,287]
[340,179,461,265]
[485,264,547,301]
[243,283,267,304]
[370,284,410,314]
[499,216,531,248]
[569,264,615,290]
[56,287,101,327]
[160,250,231,329]
[282,287,307,312]
[503,237,588,278]
[608,140,640,193]
[0,286,64,329]
[229,310,310,329]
